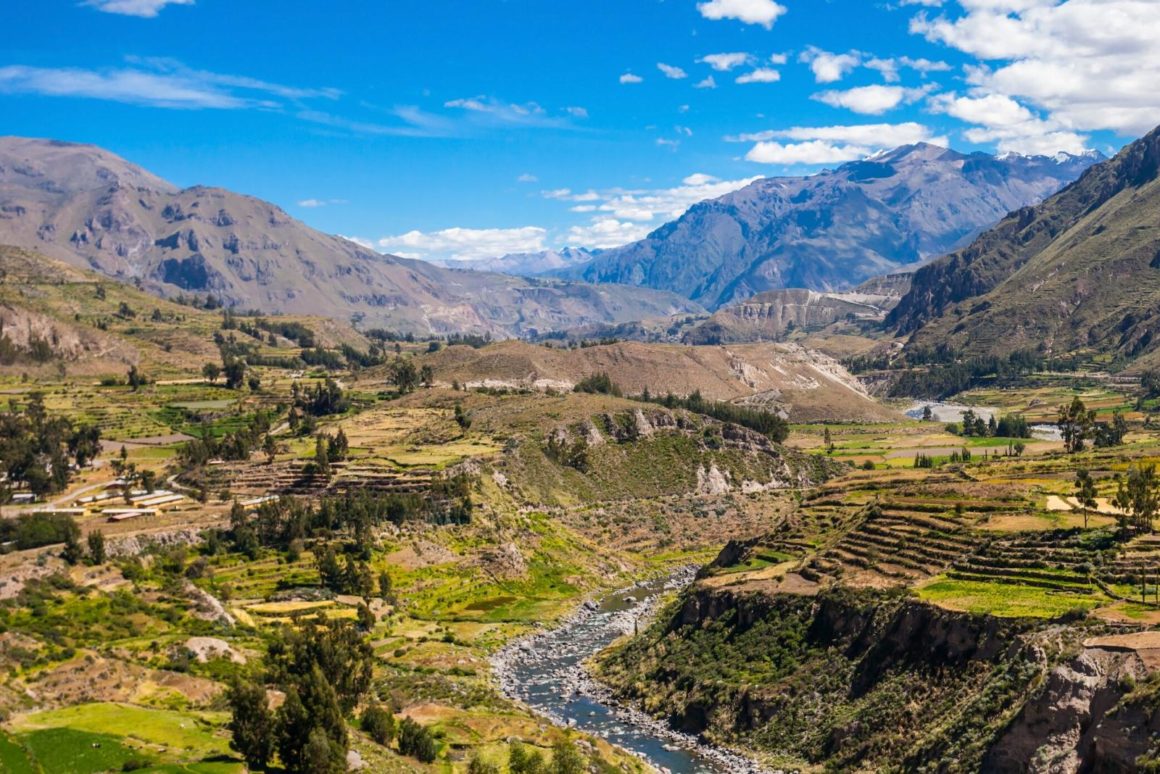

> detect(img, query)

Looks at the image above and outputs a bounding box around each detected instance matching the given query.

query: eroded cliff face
[598,583,1160,772]
[986,633,1160,773]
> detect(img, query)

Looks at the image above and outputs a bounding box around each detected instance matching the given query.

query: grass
[914,577,1101,618]
[12,703,232,760]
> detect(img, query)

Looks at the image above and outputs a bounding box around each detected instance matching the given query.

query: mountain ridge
[556,143,1101,309]
[0,136,701,337]
[888,124,1160,367]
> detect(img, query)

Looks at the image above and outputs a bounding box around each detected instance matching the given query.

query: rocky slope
[682,273,911,344]
[561,144,1099,309]
[888,124,1160,368]
[415,339,899,422]
[0,137,699,337]
[597,579,1160,773]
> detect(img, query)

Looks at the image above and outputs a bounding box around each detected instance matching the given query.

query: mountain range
[889,124,1160,369]
[435,246,598,276]
[555,144,1101,309]
[0,137,699,338]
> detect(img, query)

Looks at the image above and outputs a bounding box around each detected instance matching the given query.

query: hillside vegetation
[889,125,1160,369]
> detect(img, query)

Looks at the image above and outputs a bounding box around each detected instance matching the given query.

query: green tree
[223,358,247,389]
[397,717,438,763]
[1114,464,1159,534]
[550,739,585,774]
[360,704,396,746]
[301,726,346,774]
[276,666,347,773]
[314,435,330,477]
[266,619,373,713]
[389,357,421,394]
[86,530,106,564]
[1059,397,1095,454]
[61,519,84,565]
[127,365,146,391]
[202,362,221,383]
[1075,468,1098,530]
[510,742,546,774]
[226,679,275,771]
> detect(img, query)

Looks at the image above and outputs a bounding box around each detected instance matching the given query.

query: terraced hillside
[597,384,1160,772]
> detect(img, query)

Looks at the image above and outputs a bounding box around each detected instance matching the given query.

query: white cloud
[444,96,572,128]
[698,52,753,71]
[517,173,539,183]
[376,226,549,262]
[813,84,929,114]
[565,106,589,118]
[694,76,718,89]
[735,122,948,165]
[911,0,1160,135]
[567,219,653,249]
[697,0,788,28]
[682,173,718,185]
[863,55,950,82]
[552,174,761,249]
[297,198,346,208]
[657,63,688,79]
[0,63,289,109]
[930,91,1088,155]
[727,121,941,147]
[746,140,874,165]
[656,138,681,150]
[619,72,644,84]
[84,0,193,17]
[736,68,781,84]
[799,47,862,83]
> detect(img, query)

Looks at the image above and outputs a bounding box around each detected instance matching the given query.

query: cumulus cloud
[746,140,874,165]
[910,0,1160,135]
[736,68,781,84]
[657,63,688,79]
[550,174,761,249]
[930,91,1088,155]
[697,0,788,28]
[619,72,644,84]
[694,76,718,89]
[799,47,862,83]
[813,84,929,114]
[375,226,549,262]
[735,122,948,165]
[84,0,193,17]
[566,219,653,249]
[698,52,753,71]
[517,173,539,183]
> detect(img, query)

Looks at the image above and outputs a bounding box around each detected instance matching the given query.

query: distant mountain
[0,137,700,337]
[683,273,911,345]
[889,125,1160,369]
[436,246,598,276]
[560,144,1101,309]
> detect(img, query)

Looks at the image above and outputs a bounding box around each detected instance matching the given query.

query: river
[492,568,769,774]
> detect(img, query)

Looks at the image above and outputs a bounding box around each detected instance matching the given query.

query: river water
[492,569,768,774]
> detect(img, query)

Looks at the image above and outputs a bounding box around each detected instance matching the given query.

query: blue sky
[1,0,1155,261]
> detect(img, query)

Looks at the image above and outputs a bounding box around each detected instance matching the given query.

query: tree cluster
[636,389,790,443]
[0,393,101,498]
[1058,398,1128,453]
[227,619,376,772]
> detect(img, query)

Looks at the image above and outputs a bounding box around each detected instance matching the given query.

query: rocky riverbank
[491,567,774,774]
